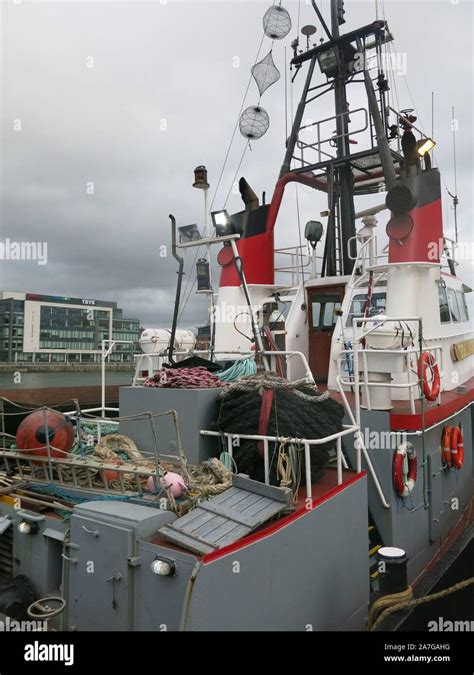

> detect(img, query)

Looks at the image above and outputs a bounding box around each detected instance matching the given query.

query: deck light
[178,224,201,243]
[18,520,38,535]
[211,210,232,237]
[415,138,436,157]
[151,558,176,577]
[304,220,324,248]
[317,47,338,77]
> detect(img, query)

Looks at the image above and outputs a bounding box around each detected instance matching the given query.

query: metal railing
[335,375,390,509]
[296,107,369,166]
[274,245,314,286]
[332,314,444,509]
[0,448,153,495]
[63,407,119,443]
[342,315,443,414]
[133,349,316,385]
[200,425,357,503]
[387,107,430,159]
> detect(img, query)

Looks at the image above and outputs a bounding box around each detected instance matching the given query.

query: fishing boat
[0,1,472,632]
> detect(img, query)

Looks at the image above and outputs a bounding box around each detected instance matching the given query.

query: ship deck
[148,466,359,560]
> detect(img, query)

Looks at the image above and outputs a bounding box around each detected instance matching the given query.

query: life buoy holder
[450,426,464,470]
[441,426,452,467]
[417,352,440,402]
[393,442,417,498]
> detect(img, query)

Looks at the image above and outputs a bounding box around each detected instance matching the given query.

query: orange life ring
[417,352,440,402]
[442,426,452,467]
[393,442,417,498]
[450,426,464,470]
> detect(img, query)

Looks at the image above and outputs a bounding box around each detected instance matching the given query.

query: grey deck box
[119,386,221,464]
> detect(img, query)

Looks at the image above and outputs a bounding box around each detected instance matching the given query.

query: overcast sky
[1,0,473,328]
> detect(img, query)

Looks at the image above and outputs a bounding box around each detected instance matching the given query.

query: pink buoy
[147,471,187,498]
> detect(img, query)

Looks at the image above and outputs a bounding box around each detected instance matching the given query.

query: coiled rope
[215,358,257,382]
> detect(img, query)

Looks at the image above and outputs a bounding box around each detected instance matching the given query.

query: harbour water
[0,371,134,391]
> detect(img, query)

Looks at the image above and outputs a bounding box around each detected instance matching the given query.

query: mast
[330,0,356,276]
[278,2,396,279]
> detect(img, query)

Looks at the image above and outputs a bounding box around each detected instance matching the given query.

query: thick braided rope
[369,576,474,631]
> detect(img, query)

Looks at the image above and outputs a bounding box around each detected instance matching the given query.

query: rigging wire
[177,31,267,323]
[289,62,307,286]
[223,142,249,209]
[294,183,307,287]
[284,46,288,140]
[452,105,458,197]
[383,1,458,239]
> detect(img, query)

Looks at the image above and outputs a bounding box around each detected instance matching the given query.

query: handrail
[297,107,369,165]
[201,425,357,502]
[132,349,315,385]
[335,375,391,509]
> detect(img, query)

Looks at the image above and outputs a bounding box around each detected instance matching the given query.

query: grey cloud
[1,0,473,327]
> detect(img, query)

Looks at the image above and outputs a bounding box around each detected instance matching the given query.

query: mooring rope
[369,576,474,631]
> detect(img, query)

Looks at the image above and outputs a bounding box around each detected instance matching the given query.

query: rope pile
[94,434,144,463]
[144,367,223,389]
[216,358,257,382]
[185,457,232,498]
[212,373,345,486]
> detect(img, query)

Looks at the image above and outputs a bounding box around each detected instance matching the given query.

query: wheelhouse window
[447,288,461,322]
[312,297,341,332]
[455,290,469,322]
[346,292,386,328]
[438,285,451,323]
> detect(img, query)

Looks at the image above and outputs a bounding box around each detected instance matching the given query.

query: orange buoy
[16,410,74,458]
[100,459,124,484]
[442,426,452,467]
[450,426,464,470]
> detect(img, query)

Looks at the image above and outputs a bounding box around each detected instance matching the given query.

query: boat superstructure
[0,0,472,632]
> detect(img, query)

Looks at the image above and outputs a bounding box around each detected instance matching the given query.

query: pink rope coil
[144,366,223,389]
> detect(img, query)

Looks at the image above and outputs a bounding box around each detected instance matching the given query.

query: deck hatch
[158,474,292,555]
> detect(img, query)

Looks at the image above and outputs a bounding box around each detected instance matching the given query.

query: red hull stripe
[202,471,366,564]
[390,386,474,431]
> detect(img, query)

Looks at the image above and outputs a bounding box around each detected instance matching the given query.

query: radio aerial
[301,24,317,50]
